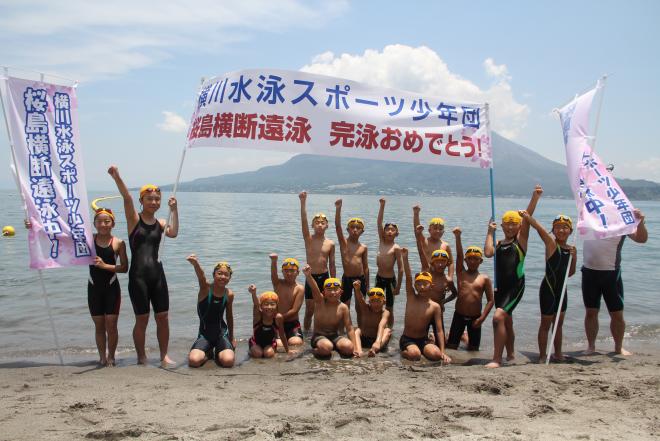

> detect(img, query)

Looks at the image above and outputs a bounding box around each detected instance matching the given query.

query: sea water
[1,190,658,362]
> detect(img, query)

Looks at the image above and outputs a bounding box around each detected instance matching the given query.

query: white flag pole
[1,68,65,365]
[158,77,206,259]
[545,76,607,365]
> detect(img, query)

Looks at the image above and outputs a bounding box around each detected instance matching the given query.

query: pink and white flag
[1,75,95,269]
[187,69,492,169]
[558,81,638,240]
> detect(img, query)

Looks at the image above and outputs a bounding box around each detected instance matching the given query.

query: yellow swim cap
[259,291,279,304]
[429,217,445,227]
[312,213,328,223]
[323,277,342,289]
[347,217,365,228]
[552,214,573,230]
[139,184,161,198]
[502,211,522,224]
[415,271,433,284]
[430,249,450,263]
[213,261,233,275]
[368,287,385,301]
[281,258,299,269]
[465,246,484,258]
[2,226,16,237]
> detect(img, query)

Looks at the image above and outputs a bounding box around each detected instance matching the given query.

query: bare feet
[137,356,149,365]
[506,353,515,361]
[160,354,176,367]
[583,346,597,355]
[616,348,633,356]
[552,353,565,362]
[537,354,547,364]
[107,359,116,367]
[98,359,108,367]
[460,331,469,347]
[485,361,501,369]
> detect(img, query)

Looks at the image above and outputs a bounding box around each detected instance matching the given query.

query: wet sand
[1,345,659,441]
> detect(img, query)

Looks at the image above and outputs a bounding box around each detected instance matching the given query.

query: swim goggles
[93,207,115,221]
[415,272,433,284]
[384,222,398,231]
[465,246,484,258]
[552,214,573,230]
[430,249,449,262]
[429,217,445,227]
[139,185,161,198]
[312,213,328,222]
[281,258,299,269]
[323,278,342,288]
[368,288,385,300]
[213,261,233,275]
[259,291,279,304]
[347,217,365,228]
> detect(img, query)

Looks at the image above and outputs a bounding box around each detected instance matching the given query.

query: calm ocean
[1,190,658,362]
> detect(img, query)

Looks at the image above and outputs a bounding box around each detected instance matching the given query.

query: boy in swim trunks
[446,228,494,351]
[269,254,304,346]
[299,191,336,333]
[302,264,358,359]
[352,280,392,357]
[335,199,369,321]
[483,185,542,368]
[413,205,454,282]
[248,285,289,358]
[186,256,236,368]
[399,248,451,363]
[375,198,403,327]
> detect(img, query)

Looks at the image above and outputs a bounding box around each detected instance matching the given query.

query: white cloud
[617,157,660,182]
[0,0,349,80]
[301,45,530,139]
[158,111,188,133]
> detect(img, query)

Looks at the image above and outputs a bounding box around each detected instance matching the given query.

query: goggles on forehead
[431,249,449,262]
[384,222,398,231]
[347,217,365,228]
[312,213,328,222]
[323,278,342,288]
[415,271,433,284]
[368,288,385,300]
[465,246,484,258]
[281,258,299,269]
[213,261,233,275]
[94,208,115,221]
[139,185,161,198]
[259,291,279,304]
[429,217,445,227]
[552,214,573,230]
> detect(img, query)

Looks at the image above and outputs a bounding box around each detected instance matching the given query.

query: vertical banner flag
[1,76,94,269]
[187,69,492,168]
[558,83,638,239]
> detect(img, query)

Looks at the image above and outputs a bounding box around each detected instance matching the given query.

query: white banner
[187,69,492,168]
[558,82,638,240]
[1,75,95,269]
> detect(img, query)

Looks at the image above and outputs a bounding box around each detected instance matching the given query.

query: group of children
[57,166,578,369]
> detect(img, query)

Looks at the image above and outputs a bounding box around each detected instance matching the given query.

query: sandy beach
[1,345,659,441]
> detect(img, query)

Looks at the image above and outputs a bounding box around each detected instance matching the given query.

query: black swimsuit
[191,288,233,356]
[87,235,121,316]
[539,245,570,316]
[250,320,279,349]
[495,239,525,314]
[128,216,169,315]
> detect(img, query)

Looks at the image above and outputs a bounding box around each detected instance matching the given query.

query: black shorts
[495,280,525,315]
[539,283,568,316]
[311,333,343,349]
[341,275,367,303]
[283,319,304,340]
[128,264,169,315]
[446,312,482,350]
[88,279,121,316]
[304,272,329,300]
[399,334,431,353]
[581,267,624,312]
[360,334,376,348]
[190,334,234,360]
[375,274,396,308]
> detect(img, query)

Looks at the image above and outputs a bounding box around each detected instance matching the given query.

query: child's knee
[249,346,263,358]
[288,336,303,346]
[402,346,421,361]
[218,350,235,367]
[336,339,354,355]
[263,346,276,358]
[188,352,204,367]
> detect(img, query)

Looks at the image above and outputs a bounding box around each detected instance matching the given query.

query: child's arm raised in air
[269,253,280,290]
[107,165,139,235]
[275,313,290,353]
[401,248,414,300]
[164,197,179,238]
[518,185,543,251]
[412,204,422,232]
[452,227,465,276]
[415,225,430,271]
[353,279,367,310]
[249,284,261,326]
[334,199,346,250]
[302,264,324,304]
[186,254,209,302]
[484,220,497,258]
[519,210,556,261]
[299,191,311,243]
[377,198,386,241]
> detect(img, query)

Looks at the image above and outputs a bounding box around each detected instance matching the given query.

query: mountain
[167,133,660,200]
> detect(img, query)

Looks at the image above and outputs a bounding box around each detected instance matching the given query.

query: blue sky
[1,0,659,190]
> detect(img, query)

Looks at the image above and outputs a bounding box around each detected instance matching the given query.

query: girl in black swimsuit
[248,284,289,358]
[108,166,179,366]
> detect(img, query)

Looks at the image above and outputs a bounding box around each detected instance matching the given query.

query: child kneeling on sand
[187,256,235,368]
[302,265,358,358]
[399,248,451,363]
[248,284,290,358]
[353,280,392,357]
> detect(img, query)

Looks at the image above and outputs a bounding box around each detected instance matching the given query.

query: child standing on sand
[375,198,403,327]
[269,254,304,346]
[399,248,451,363]
[248,285,290,358]
[484,185,542,368]
[299,191,336,333]
[186,256,235,368]
[353,280,392,357]
[413,205,454,282]
[446,228,494,351]
[335,199,369,313]
[520,212,576,362]
[302,265,358,358]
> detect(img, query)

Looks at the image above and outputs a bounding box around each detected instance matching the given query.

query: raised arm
[164,197,179,238]
[415,225,430,271]
[413,204,422,231]
[249,284,261,326]
[269,253,280,289]
[302,264,324,304]
[299,191,311,243]
[629,209,648,243]
[334,199,346,249]
[186,254,208,300]
[107,165,139,234]
[452,227,465,275]
[518,185,543,250]
[353,279,367,309]
[484,220,497,258]
[401,248,414,300]
[520,210,555,260]
[377,198,386,240]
